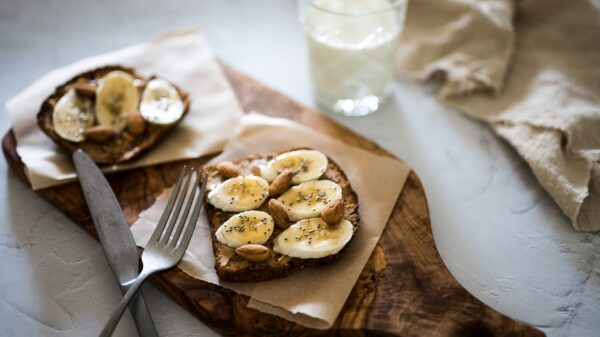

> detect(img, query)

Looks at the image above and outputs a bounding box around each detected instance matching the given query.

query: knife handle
[129,287,159,337]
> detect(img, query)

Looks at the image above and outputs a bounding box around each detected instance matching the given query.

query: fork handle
[99,269,152,337]
[129,288,159,337]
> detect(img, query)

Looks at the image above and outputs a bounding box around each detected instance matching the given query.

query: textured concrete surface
[0,1,598,336]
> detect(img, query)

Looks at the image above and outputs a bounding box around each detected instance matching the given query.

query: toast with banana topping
[37,65,190,164]
[202,148,359,282]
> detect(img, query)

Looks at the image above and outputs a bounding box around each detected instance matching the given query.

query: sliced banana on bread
[273,218,354,259]
[202,148,359,282]
[37,65,190,164]
[277,180,343,221]
[261,149,328,183]
[215,210,275,248]
[95,70,139,133]
[52,89,95,142]
[208,176,270,212]
[140,78,185,125]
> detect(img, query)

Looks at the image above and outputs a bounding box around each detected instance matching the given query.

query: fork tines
[148,166,208,253]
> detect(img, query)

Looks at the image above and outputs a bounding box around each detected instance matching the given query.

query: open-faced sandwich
[37,65,190,164]
[202,148,359,282]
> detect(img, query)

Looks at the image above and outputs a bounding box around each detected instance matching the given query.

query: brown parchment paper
[5,30,243,190]
[131,113,410,328]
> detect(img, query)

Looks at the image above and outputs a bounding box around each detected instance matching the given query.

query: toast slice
[202,148,359,282]
[37,65,190,164]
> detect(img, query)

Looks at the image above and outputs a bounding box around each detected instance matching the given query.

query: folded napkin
[6,30,243,190]
[397,0,600,231]
[130,113,410,328]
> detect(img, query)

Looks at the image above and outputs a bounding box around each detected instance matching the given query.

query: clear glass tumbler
[299,0,407,116]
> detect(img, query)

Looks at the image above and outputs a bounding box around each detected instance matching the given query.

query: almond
[235,244,270,262]
[250,165,262,177]
[127,110,146,135]
[68,82,97,98]
[268,199,290,230]
[321,199,344,225]
[216,161,240,178]
[47,98,57,109]
[84,125,116,143]
[269,169,294,197]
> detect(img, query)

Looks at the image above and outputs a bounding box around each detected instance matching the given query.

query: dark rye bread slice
[202,148,359,282]
[37,65,190,164]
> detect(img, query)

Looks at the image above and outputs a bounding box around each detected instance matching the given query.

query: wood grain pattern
[2,65,544,337]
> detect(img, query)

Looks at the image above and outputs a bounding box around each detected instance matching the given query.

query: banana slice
[140,78,184,125]
[277,180,342,221]
[95,70,139,133]
[215,210,275,248]
[52,89,94,142]
[208,176,270,212]
[262,150,328,184]
[273,217,353,259]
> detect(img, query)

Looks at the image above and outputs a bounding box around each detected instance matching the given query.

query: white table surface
[1,1,598,336]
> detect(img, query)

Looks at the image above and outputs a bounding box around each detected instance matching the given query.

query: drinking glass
[299,0,407,116]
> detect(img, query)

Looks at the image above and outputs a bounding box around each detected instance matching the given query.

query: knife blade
[73,149,159,337]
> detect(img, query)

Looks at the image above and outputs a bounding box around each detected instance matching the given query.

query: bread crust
[202,148,359,282]
[37,65,190,164]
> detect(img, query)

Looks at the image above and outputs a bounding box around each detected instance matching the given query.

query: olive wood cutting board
[2,64,544,337]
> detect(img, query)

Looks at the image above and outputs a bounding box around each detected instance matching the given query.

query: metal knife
[73,149,159,337]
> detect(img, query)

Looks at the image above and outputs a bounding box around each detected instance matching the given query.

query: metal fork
[99,167,208,337]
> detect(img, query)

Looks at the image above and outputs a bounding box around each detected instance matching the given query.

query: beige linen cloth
[397,0,600,231]
[130,113,410,328]
[6,30,243,190]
